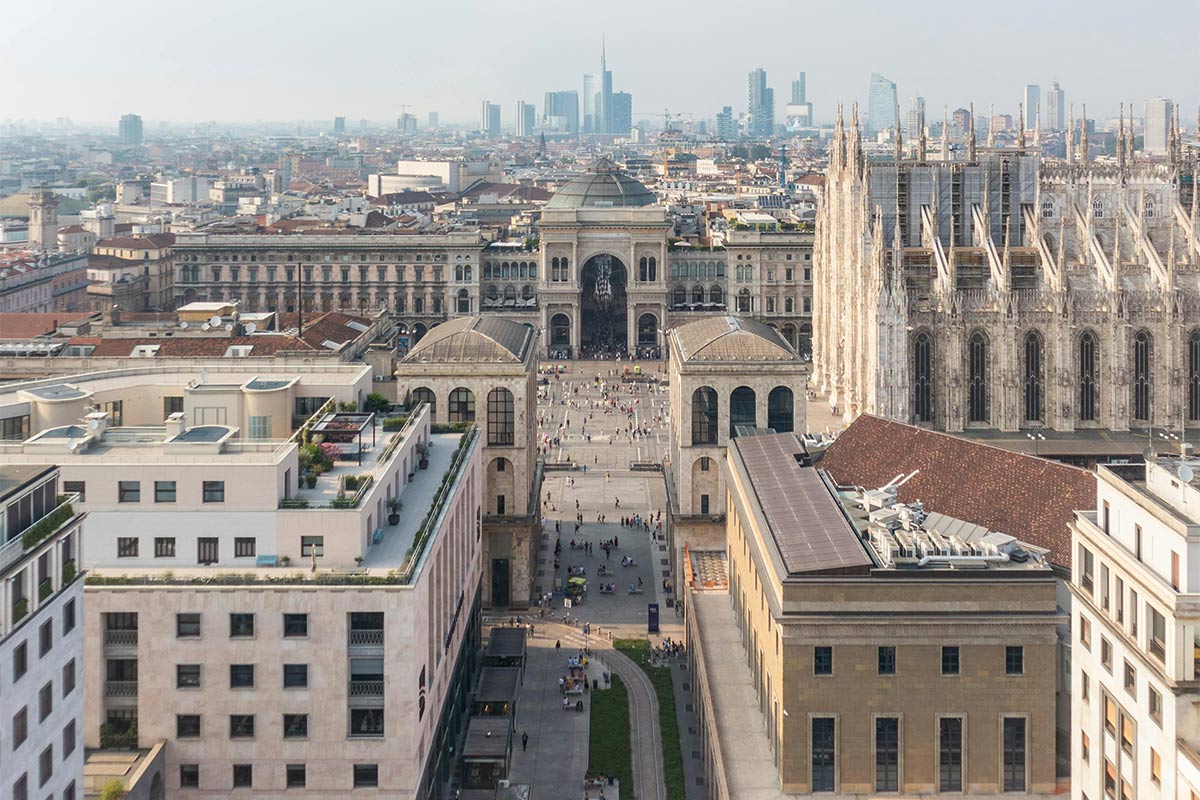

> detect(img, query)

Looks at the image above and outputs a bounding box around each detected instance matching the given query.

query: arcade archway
[580,254,627,355]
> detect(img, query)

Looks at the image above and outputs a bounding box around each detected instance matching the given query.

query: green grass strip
[615,639,686,800]
[588,673,634,798]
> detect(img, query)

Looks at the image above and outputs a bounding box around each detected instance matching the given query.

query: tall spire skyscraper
[598,37,613,134]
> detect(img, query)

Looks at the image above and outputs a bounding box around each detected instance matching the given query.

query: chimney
[165,411,186,440]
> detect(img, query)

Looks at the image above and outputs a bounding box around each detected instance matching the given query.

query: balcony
[348,629,383,647]
[349,680,384,697]
[105,629,138,647]
[105,680,138,698]
[0,492,81,573]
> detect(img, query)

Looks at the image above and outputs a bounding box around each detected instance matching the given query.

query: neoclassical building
[814,105,1200,433]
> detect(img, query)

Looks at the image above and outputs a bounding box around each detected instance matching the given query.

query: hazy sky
[6,0,1199,126]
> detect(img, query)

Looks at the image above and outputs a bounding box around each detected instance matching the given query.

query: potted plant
[305,472,318,489]
[354,555,364,567]
[417,442,430,470]
[279,555,291,567]
[387,498,403,526]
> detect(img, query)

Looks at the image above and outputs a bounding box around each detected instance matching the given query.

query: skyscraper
[599,41,614,134]
[1144,97,1173,155]
[582,74,595,133]
[746,68,774,137]
[543,90,580,134]
[791,73,806,105]
[428,112,439,128]
[480,101,500,137]
[716,106,737,140]
[867,73,898,136]
[118,113,143,145]
[333,116,346,134]
[1023,85,1040,128]
[517,101,536,137]
[785,72,813,129]
[905,96,926,141]
[609,92,632,135]
[1046,82,1065,131]
[397,113,418,133]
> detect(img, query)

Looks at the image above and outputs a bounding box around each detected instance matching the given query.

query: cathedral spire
[1066,104,1075,164]
[967,102,977,162]
[941,105,950,161]
[917,105,927,162]
[1126,102,1135,164]
[1017,103,1026,154]
[1033,103,1040,153]
[894,103,903,162]
[1117,103,1126,170]
[987,104,996,149]
[1080,103,1088,163]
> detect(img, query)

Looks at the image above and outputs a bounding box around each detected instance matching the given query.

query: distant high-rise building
[118,113,143,145]
[333,116,346,134]
[609,92,632,135]
[950,107,972,138]
[904,96,926,141]
[791,73,806,105]
[397,113,418,133]
[716,106,737,140]
[582,74,595,133]
[1046,82,1066,131]
[785,71,814,130]
[867,73,898,136]
[480,101,500,137]
[599,40,613,134]
[1144,97,1173,155]
[1023,84,1040,128]
[517,101,536,137]
[746,68,774,137]
[543,90,580,134]
[427,111,439,128]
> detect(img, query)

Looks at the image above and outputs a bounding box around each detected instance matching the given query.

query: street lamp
[1026,432,1046,457]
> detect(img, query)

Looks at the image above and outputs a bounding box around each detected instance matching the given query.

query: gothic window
[504,285,516,302]
[914,332,933,423]
[486,285,499,301]
[1190,330,1200,422]
[710,285,723,306]
[448,387,475,423]
[730,386,756,437]
[1023,331,1044,423]
[691,387,718,445]
[487,388,515,446]
[1132,329,1152,422]
[1041,200,1055,218]
[521,285,535,300]
[1143,195,1155,217]
[692,285,705,304]
[1092,199,1104,219]
[648,257,657,281]
[767,386,794,433]
[1079,332,1099,422]
[639,257,648,282]
[968,331,989,424]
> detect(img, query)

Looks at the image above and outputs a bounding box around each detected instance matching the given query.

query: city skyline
[3,0,1198,126]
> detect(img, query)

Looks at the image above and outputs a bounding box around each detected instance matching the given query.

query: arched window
[464,266,471,282]
[648,257,657,281]
[767,386,794,432]
[521,285,534,300]
[456,288,470,314]
[691,387,718,445]
[551,257,560,282]
[448,387,475,423]
[519,263,527,278]
[1190,330,1200,422]
[968,331,988,424]
[528,263,537,279]
[455,266,463,281]
[692,285,705,304]
[560,256,569,281]
[1079,332,1099,422]
[673,286,687,307]
[785,296,794,313]
[1133,329,1152,422]
[413,296,424,314]
[486,285,499,301]
[737,289,751,312]
[730,386,756,436]
[409,387,436,414]
[550,313,570,346]
[504,285,516,302]
[1023,331,1044,423]
[487,388,515,446]
[914,332,933,423]
[710,285,723,306]
[799,323,813,359]
[639,256,648,282]
[501,262,510,278]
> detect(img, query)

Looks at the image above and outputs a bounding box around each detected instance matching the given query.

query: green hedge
[616,639,686,800]
[22,503,75,550]
[588,673,634,794]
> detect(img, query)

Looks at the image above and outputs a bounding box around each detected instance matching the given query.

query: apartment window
[1081,731,1090,762]
[1080,545,1094,593]
[1172,552,1181,591]
[1104,760,1117,800]
[1130,590,1139,638]
[230,714,255,738]
[350,708,384,737]
[203,481,225,503]
[1081,670,1090,702]
[62,659,75,696]
[877,646,896,676]
[301,536,324,557]
[941,646,960,676]
[1149,686,1163,725]
[180,765,199,788]
[1102,500,1110,533]
[39,745,52,787]
[117,537,138,558]
[63,481,85,502]
[284,664,309,688]
[39,681,53,721]
[811,717,836,792]
[177,714,201,738]
[233,764,253,788]
[1002,717,1027,792]
[197,538,219,564]
[1121,715,1134,755]
[62,719,76,758]
[1005,646,1024,675]
[12,774,26,800]
[248,415,270,441]
[1104,695,1117,735]
[813,646,833,676]
[938,717,963,792]
[164,396,184,416]
[1115,577,1125,624]
[13,706,28,747]
[283,714,309,739]
[1079,616,1091,649]
[63,598,76,633]
[176,613,201,637]
[286,764,306,788]
[13,642,27,680]
[1101,564,1110,610]
[177,664,201,688]
[118,481,140,502]
[234,538,256,558]
[39,620,53,656]
[283,613,308,638]
[64,779,77,800]
[1123,661,1136,696]
[1150,749,1161,785]
[154,481,176,503]
[875,717,899,792]
[353,764,379,788]
[1134,525,1142,560]
[1148,606,1166,661]
[154,537,176,558]
[230,664,255,688]
[230,613,254,638]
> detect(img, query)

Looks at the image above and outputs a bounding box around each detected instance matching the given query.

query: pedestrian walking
[522,731,529,751]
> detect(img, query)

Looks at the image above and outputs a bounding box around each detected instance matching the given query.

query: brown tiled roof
[58,225,87,234]
[95,232,175,250]
[69,335,317,357]
[817,415,1095,568]
[0,313,69,339]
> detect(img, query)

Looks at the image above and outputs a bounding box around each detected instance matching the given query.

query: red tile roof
[95,233,175,250]
[69,335,317,358]
[0,313,71,339]
[817,414,1095,568]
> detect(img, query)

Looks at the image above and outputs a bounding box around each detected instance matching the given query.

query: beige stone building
[687,431,1059,797]
[93,233,176,311]
[394,316,540,609]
